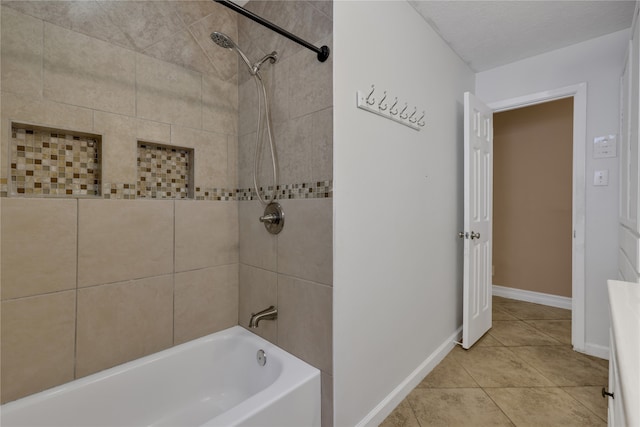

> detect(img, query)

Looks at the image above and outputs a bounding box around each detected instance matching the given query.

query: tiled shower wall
[236,2,334,426]
[0,3,240,403]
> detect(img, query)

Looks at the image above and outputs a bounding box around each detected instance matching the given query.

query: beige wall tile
[171,126,227,189]
[93,111,137,184]
[289,35,332,119]
[238,78,258,136]
[1,91,94,180]
[137,118,171,145]
[188,12,238,82]
[1,198,77,300]
[1,7,43,98]
[1,91,94,133]
[172,1,225,26]
[1,291,76,403]
[77,199,174,287]
[269,55,291,125]
[277,274,332,373]
[274,114,313,185]
[311,107,333,182]
[277,198,333,285]
[175,201,238,272]
[143,29,216,76]
[174,264,239,344]
[136,54,202,129]
[309,1,333,19]
[98,1,183,51]
[76,275,173,377]
[1,1,134,50]
[238,201,277,271]
[202,74,238,136]
[237,131,256,190]
[44,23,135,115]
[239,263,277,343]
[227,134,238,190]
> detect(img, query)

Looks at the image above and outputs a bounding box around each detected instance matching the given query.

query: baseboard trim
[356,327,462,427]
[581,343,610,360]
[492,285,572,310]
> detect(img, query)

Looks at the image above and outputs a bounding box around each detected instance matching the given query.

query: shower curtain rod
[213,0,330,63]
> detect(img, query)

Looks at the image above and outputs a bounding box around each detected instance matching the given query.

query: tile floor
[381,296,610,426]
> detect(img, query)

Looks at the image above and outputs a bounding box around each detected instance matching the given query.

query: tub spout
[249,306,278,328]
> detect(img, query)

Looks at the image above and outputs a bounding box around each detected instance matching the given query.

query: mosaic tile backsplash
[10,126,101,197]
[137,143,192,199]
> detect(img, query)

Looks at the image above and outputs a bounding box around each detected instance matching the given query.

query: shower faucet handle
[259,202,285,235]
[259,213,278,223]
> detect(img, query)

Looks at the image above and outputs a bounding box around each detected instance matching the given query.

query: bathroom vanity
[606,280,639,427]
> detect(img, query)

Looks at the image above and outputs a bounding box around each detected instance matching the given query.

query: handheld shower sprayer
[210,32,277,76]
[209,32,281,230]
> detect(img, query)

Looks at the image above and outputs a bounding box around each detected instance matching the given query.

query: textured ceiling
[409,0,636,72]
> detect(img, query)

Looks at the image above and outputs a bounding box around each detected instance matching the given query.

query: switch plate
[594,135,617,158]
[594,170,609,186]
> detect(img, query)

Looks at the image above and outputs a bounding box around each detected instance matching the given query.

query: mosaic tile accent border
[235,180,333,201]
[102,183,137,200]
[137,143,192,199]
[0,179,333,200]
[1,178,8,198]
[9,126,101,197]
[194,187,236,201]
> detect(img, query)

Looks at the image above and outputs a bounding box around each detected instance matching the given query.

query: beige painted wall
[493,97,573,297]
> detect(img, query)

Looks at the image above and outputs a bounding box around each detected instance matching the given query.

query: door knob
[458,232,467,239]
[470,231,481,240]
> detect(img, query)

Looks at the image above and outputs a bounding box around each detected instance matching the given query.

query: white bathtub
[1,326,321,427]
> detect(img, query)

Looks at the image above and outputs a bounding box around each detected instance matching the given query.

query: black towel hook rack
[214,0,330,63]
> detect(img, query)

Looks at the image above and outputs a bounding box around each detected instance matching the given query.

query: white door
[462,92,493,349]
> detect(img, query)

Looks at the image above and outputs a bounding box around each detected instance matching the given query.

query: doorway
[493,97,573,300]
[488,83,587,352]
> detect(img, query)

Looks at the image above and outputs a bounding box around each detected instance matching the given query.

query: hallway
[381,296,609,426]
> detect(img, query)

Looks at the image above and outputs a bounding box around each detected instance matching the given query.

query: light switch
[594,135,617,158]
[594,170,609,186]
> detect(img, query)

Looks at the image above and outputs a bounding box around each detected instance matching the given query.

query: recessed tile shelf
[10,124,101,197]
[137,142,193,199]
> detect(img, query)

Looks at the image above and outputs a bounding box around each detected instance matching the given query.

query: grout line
[481,386,519,426]
[558,386,609,423]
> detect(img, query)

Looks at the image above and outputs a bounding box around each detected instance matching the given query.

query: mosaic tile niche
[137,142,193,199]
[9,125,101,197]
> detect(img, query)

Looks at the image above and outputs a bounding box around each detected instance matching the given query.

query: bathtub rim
[1,325,321,426]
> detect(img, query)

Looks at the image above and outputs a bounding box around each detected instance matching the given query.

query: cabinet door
[608,332,627,426]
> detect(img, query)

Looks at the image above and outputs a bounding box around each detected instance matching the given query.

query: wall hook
[366,85,376,105]
[389,98,399,115]
[417,111,426,127]
[355,88,424,131]
[378,91,388,111]
[400,103,409,119]
[409,107,418,123]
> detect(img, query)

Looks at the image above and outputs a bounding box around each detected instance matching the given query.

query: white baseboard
[356,327,463,427]
[581,343,610,360]
[492,284,572,310]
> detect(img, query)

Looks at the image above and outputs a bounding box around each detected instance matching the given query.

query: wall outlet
[594,169,609,186]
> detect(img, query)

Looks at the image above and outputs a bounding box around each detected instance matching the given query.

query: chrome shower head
[210,31,254,73]
[210,31,235,50]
